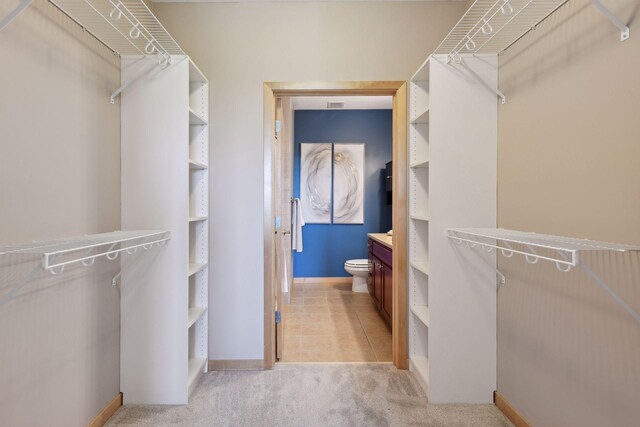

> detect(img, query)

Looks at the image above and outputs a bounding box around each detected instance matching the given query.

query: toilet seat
[345,259,369,270]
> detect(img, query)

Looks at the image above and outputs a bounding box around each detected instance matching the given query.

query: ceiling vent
[326,101,345,109]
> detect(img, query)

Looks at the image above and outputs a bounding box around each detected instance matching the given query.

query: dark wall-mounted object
[385,161,392,206]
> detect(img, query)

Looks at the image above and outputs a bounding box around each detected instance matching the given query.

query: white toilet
[344,259,369,293]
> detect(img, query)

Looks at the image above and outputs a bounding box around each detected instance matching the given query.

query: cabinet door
[382,264,393,322]
[367,253,375,298]
[374,261,383,306]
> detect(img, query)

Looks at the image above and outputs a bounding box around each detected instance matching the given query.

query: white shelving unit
[188,60,209,399]
[121,55,209,405]
[408,54,498,403]
[408,57,431,398]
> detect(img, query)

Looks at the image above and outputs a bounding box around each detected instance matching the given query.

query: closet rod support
[590,0,630,41]
[458,58,506,104]
[112,271,122,286]
[0,0,33,32]
[110,60,163,104]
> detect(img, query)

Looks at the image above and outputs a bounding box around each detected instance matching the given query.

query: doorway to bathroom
[263,82,408,369]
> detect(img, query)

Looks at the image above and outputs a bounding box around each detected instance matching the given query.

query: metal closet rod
[2,1,175,62]
[0,0,119,56]
[48,0,119,57]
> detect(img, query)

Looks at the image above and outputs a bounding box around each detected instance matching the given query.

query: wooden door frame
[263,81,408,369]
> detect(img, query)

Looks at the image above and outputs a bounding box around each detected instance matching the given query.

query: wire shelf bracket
[448,228,640,325]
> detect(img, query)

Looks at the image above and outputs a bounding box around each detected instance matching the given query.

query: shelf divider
[410,260,429,277]
[189,108,208,126]
[188,263,207,276]
[411,107,430,125]
[188,307,207,328]
[410,159,429,169]
[410,305,430,327]
[189,159,208,170]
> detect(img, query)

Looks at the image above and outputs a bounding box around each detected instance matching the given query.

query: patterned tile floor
[279,281,392,362]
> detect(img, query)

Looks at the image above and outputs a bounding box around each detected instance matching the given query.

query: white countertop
[368,233,393,250]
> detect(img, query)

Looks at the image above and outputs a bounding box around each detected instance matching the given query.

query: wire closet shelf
[448,228,640,271]
[448,228,640,325]
[434,0,629,64]
[0,230,171,274]
[49,0,184,65]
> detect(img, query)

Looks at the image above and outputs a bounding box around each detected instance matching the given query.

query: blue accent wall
[294,109,392,277]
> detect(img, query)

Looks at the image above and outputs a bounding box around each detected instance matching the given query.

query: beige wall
[151,1,467,359]
[498,1,640,425]
[0,1,121,425]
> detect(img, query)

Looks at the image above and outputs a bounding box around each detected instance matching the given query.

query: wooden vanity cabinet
[367,238,393,325]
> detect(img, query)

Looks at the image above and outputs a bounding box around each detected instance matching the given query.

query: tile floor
[279,280,392,362]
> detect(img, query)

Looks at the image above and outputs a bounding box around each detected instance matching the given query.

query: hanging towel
[292,198,305,252]
[282,241,291,303]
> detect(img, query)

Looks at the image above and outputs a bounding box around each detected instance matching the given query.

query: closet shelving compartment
[121,54,209,405]
[407,53,498,403]
[188,59,209,398]
[404,0,632,407]
[408,56,431,393]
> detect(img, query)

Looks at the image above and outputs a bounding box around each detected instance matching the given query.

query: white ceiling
[152,1,462,3]
[292,96,392,110]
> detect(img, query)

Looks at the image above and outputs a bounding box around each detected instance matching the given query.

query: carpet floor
[106,364,513,427]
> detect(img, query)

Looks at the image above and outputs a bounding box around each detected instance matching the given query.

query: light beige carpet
[106,364,513,427]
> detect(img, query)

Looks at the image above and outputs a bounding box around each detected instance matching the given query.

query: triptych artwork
[300,143,364,224]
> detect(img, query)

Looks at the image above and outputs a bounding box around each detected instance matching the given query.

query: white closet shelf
[410,356,429,390]
[410,260,429,277]
[411,57,430,82]
[0,230,170,272]
[47,0,184,63]
[188,307,207,328]
[411,108,430,125]
[410,305,430,327]
[189,217,208,223]
[434,0,630,63]
[410,214,429,222]
[189,159,208,170]
[410,159,429,169]
[189,109,208,125]
[188,357,207,390]
[449,228,640,325]
[188,263,208,276]
[448,228,640,268]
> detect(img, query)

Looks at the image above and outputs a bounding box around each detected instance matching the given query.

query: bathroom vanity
[367,234,393,326]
